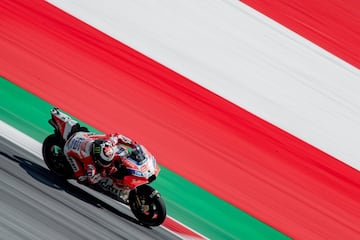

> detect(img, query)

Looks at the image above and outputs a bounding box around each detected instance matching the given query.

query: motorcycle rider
[63,131,137,185]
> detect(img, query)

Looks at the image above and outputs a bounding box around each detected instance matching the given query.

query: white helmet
[93,140,115,167]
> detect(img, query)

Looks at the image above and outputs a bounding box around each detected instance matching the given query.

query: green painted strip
[0,77,290,239]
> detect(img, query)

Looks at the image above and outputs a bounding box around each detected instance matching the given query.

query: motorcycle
[42,107,166,226]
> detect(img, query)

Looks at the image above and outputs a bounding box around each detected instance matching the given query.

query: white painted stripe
[0,120,204,240]
[47,0,360,170]
[0,120,43,160]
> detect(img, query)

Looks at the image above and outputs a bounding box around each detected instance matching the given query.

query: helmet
[130,144,146,162]
[93,140,115,167]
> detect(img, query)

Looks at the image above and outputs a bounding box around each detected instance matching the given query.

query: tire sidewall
[42,134,73,178]
[129,184,167,226]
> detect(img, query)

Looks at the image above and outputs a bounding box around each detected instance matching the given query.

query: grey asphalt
[0,136,180,240]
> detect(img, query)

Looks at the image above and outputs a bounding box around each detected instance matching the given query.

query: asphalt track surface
[0,136,180,240]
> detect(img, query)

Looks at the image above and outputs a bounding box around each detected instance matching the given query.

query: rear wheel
[42,134,73,178]
[129,185,166,226]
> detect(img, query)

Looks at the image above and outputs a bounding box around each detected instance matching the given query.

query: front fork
[132,188,143,208]
[132,187,160,212]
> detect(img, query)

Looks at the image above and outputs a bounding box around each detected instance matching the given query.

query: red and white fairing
[50,108,79,141]
[118,145,160,189]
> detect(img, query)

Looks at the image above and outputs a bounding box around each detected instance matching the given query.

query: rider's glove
[116,134,133,145]
[108,136,118,145]
[86,164,95,177]
[86,164,101,184]
[88,173,101,184]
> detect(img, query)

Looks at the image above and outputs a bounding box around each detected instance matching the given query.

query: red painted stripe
[1,1,360,239]
[239,0,360,68]
[163,217,206,240]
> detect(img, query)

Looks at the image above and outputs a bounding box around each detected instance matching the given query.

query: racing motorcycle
[42,108,166,226]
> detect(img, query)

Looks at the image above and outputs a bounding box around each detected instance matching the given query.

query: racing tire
[42,134,73,179]
[129,184,167,226]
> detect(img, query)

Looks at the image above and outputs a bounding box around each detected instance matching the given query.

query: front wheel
[129,185,166,226]
[42,134,73,178]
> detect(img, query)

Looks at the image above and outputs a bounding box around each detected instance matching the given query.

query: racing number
[69,137,84,151]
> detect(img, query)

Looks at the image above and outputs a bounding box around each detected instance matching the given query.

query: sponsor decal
[140,164,148,172]
[98,178,121,195]
[128,169,143,177]
[69,137,85,151]
[86,164,95,177]
[94,146,101,154]
[67,157,79,172]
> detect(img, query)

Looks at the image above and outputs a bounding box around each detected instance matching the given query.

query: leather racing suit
[63,131,136,184]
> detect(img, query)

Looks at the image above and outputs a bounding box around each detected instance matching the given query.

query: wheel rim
[133,195,162,222]
[45,144,66,174]
[50,145,62,157]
